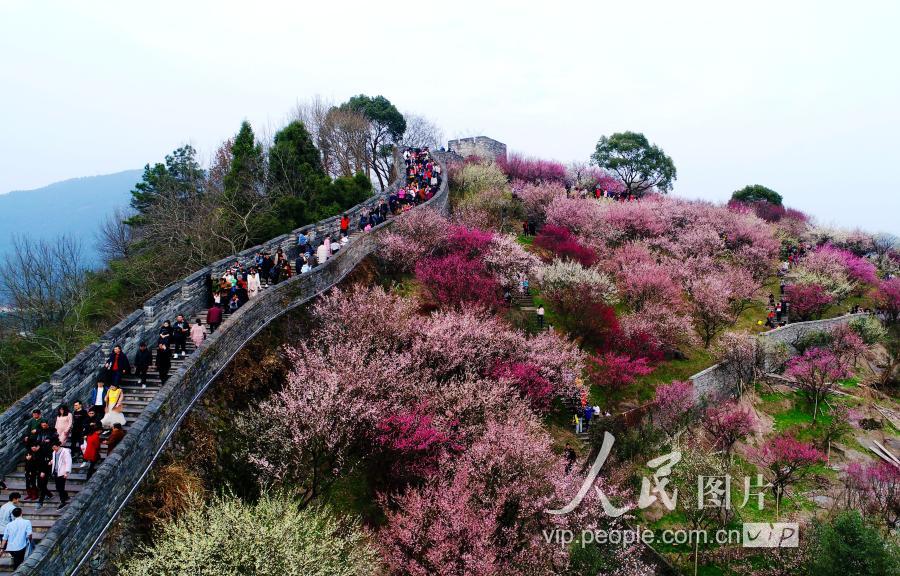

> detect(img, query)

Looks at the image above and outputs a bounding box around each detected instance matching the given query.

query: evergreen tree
[267,120,326,199]
[129,145,205,219]
[224,121,265,199]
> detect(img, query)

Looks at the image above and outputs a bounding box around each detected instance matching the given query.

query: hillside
[0,169,141,266]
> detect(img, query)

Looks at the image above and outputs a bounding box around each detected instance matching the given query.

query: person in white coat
[247,268,261,298]
[50,441,72,510]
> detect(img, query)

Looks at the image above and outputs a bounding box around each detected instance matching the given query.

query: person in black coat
[70,401,88,457]
[172,315,190,358]
[104,345,131,386]
[156,342,172,384]
[134,342,153,386]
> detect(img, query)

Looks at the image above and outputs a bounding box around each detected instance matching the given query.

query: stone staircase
[511,288,547,334]
[0,310,230,571]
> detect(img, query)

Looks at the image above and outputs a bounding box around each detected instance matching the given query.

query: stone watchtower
[447,136,507,162]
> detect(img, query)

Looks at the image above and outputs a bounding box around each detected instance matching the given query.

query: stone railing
[690,313,868,402]
[11,153,451,575]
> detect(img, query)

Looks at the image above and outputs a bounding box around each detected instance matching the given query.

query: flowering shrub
[379,421,566,576]
[119,494,377,576]
[490,361,555,411]
[377,207,450,272]
[497,152,567,184]
[544,196,604,235]
[844,461,900,529]
[539,259,617,305]
[785,347,849,422]
[445,225,494,259]
[533,224,598,266]
[481,233,540,289]
[703,402,756,462]
[785,283,833,321]
[753,434,825,514]
[619,306,699,358]
[375,404,453,480]
[873,277,900,323]
[587,352,653,394]
[415,253,503,310]
[514,181,565,224]
[652,380,695,433]
[453,162,508,196]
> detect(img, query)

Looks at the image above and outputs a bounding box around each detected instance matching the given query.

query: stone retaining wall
[690,313,868,402]
[12,154,450,575]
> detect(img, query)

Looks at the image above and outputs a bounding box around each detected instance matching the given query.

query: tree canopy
[130,145,205,219]
[268,120,327,199]
[590,131,676,196]
[340,94,406,189]
[731,184,783,206]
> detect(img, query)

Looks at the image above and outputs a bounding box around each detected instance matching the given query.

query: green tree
[224,121,265,199]
[129,145,205,219]
[805,511,900,576]
[341,94,406,189]
[118,494,378,576]
[732,184,783,206]
[590,131,676,196]
[268,120,327,199]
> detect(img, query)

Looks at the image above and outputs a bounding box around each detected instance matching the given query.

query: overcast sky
[2,0,898,233]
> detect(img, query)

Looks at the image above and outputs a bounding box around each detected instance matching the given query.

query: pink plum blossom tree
[785,347,850,421]
[753,434,825,518]
[415,253,503,310]
[784,283,833,321]
[652,380,695,434]
[703,402,756,463]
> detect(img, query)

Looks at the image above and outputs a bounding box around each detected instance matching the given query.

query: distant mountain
[0,170,142,267]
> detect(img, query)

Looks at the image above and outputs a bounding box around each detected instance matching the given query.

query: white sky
[2,0,898,233]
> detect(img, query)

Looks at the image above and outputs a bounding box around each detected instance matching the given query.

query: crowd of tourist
[1,148,444,567]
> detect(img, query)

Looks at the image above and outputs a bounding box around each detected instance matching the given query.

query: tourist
[23,409,44,446]
[247,267,260,299]
[23,444,44,502]
[172,315,190,358]
[88,380,107,420]
[536,305,545,329]
[583,405,593,429]
[316,240,328,265]
[0,494,20,534]
[104,423,126,452]
[49,441,72,510]
[134,342,152,386]
[156,342,172,384]
[104,344,131,386]
[101,383,126,429]
[206,304,222,333]
[1,508,33,569]
[190,319,205,349]
[573,413,582,434]
[33,442,53,509]
[82,423,102,479]
[228,293,241,312]
[54,405,72,447]
[158,320,173,347]
[34,420,58,455]
[340,213,350,236]
[70,401,88,457]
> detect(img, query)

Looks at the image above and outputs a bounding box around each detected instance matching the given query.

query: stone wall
[447,136,507,161]
[690,313,868,402]
[12,155,450,575]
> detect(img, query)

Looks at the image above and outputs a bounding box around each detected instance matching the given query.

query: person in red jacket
[339,214,350,236]
[206,305,222,333]
[81,423,102,480]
